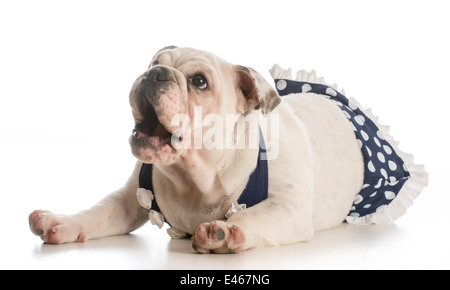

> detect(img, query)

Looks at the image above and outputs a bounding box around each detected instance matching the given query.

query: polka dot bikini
[270,65,428,224]
[275,78,410,219]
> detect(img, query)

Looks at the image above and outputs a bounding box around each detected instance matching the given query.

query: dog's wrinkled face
[128,46,280,165]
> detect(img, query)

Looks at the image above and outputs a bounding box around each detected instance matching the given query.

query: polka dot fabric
[274,79,411,219]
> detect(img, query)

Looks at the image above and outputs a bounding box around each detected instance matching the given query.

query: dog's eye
[189,74,208,90]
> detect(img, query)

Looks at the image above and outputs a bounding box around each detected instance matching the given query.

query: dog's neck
[155,124,260,199]
[156,146,258,197]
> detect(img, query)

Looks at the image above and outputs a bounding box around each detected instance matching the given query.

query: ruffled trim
[136,187,188,237]
[270,64,346,95]
[269,64,428,224]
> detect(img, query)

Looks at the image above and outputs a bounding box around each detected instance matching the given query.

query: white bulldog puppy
[29,47,427,254]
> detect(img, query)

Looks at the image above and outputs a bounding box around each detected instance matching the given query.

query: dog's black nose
[135,66,171,111]
[145,66,170,82]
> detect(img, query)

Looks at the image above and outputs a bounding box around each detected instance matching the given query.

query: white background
[1,0,449,269]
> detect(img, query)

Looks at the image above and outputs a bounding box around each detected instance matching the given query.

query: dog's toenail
[215,228,225,240]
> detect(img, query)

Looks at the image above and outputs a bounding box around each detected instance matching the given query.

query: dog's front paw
[28,210,85,244]
[191,220,246,254]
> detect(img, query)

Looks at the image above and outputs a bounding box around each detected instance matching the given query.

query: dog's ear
[235,65,281,114]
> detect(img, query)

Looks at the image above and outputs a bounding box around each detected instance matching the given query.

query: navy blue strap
[138,163,162,213]
[237,127,269,207]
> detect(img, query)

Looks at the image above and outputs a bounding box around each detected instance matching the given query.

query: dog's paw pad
[28,210,83,244]
[191,221,245,254]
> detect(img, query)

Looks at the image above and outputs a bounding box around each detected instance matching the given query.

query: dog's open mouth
[131,105,180,150]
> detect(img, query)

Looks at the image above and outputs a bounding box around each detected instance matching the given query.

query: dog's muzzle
[130,66,179,155]
[137,66,172,109]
